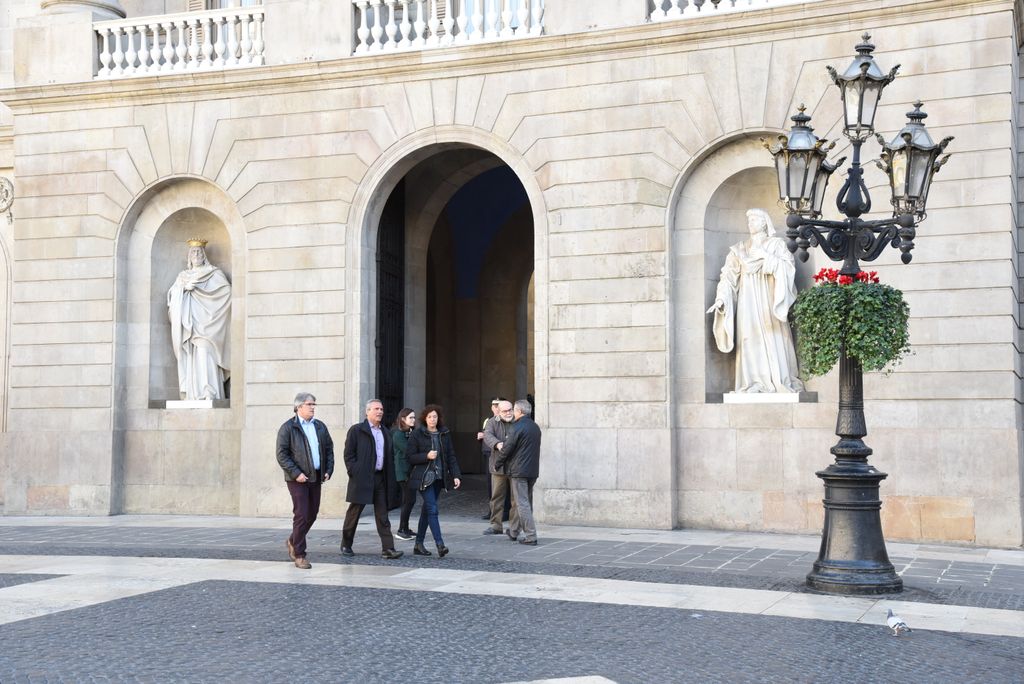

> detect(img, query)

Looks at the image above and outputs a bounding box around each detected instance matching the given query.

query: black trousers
[287,480,322,558]
[341,470,396,551]
[398,479,417,532]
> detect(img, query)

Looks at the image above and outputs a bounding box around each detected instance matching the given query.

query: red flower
[838,275,853,285]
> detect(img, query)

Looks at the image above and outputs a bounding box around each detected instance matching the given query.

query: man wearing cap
[483,399,514,535]
[476,397,502,517]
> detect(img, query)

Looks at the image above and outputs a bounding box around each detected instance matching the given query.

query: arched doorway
[373,147,535,473]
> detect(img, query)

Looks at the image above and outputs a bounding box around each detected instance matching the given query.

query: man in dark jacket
[276,392,334,569]
[483,399,514,535]
[341,399,403,559]
[494,399,542,545]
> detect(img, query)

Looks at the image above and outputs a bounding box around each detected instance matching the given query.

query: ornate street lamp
[763,34,954,595]
[763,106,843,217]
[878,101,954,220]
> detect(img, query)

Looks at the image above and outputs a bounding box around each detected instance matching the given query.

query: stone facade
[0,0,1022,547]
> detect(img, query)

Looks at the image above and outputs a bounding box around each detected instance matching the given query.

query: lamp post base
[806,460,903,595]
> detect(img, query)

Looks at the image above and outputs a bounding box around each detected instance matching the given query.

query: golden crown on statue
[186,237,209,247]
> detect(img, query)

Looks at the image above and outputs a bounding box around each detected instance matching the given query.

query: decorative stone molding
[0,177,13,215]
[41,0,125,20]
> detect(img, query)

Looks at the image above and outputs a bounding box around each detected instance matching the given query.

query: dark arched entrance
[375,148,534,473]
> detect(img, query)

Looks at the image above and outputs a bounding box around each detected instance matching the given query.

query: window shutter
[187,0,205,10]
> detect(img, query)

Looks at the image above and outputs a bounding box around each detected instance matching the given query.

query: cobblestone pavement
[0,486,1021,683]
[0,579,1021,683]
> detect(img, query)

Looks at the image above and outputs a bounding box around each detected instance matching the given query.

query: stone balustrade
[95,5,265,78]
[352,0,544,54]
[648,0,818,20]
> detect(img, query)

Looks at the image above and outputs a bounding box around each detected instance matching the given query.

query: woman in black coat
[406,403,461,557]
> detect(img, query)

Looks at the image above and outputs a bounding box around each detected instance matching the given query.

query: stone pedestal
[722,391,818,404]
[165,399,231,410]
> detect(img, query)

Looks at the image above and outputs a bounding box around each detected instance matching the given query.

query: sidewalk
[1,508,1021,607]
[0,507,1021,682]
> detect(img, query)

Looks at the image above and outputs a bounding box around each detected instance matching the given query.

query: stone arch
[111,176,247,514]
[402,150,506,409]
[345,126,550,426]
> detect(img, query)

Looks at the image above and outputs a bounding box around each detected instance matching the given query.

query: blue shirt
[299,416,321,470]
[370,423,385,471]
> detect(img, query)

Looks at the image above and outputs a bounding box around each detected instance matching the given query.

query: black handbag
[419,464,438,491]
[419,433,441,491]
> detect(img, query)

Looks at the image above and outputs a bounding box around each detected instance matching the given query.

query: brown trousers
[287,479,322,558]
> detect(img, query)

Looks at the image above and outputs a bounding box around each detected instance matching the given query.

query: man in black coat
[276,392,334,569]
[341,399,403,559]
[494,399,542,545]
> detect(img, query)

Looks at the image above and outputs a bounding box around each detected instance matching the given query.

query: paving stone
[0,580,1020,683]
[0,573,60,589]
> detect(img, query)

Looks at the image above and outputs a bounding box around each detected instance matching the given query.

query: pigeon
[886,608,911,636]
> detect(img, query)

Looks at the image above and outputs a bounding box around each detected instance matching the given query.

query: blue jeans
[416,480,444,546]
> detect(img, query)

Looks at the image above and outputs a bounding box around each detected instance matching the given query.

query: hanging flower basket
[791,268,911,378]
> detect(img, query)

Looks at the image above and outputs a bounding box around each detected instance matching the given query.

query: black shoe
[381,549,404,560]
[437,545,449,558]
[483,527,503,535]
[340,546,354,557]
[506,530,519,541]
[394,529,415,541]
[480,513,490,519]
[519,539,538,545]
[413,543,432,556]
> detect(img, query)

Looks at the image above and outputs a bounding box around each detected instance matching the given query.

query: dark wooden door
[376,179,405,428]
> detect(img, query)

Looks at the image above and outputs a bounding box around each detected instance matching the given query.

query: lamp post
[762,34,953,595]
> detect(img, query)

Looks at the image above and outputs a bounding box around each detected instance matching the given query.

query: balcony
[648,0,818,21]
[351,0,544,54]
[10,0,829,86]
[95,5,265,76]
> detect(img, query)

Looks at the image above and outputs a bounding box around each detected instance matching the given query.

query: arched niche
[116,178,244,412]
[112,176,245,515]
[669,135,818,405]
[149,208,232,403]
[702,167,788,395]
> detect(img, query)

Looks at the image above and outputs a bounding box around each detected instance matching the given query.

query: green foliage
[791,277,911,378]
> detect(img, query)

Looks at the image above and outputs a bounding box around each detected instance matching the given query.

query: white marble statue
[707,209,804,394]
[167,239,231,401]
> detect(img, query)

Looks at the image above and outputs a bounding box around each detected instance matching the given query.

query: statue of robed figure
[167,238,231,400]
[707,208,804,394]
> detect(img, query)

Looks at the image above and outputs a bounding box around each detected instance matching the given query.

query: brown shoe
[294,556,311,569]
[286,539,296,561]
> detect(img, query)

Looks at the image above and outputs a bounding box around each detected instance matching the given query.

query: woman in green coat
[391,408,417,540]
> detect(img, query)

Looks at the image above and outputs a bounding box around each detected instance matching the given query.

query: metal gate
[375,179,405,428]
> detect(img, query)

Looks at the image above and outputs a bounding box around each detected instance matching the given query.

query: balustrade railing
[648,0,818,20]
[95,5,265,78]
[352,0,544,54]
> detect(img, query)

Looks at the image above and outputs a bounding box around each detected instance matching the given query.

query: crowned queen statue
[167,238,231,401]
